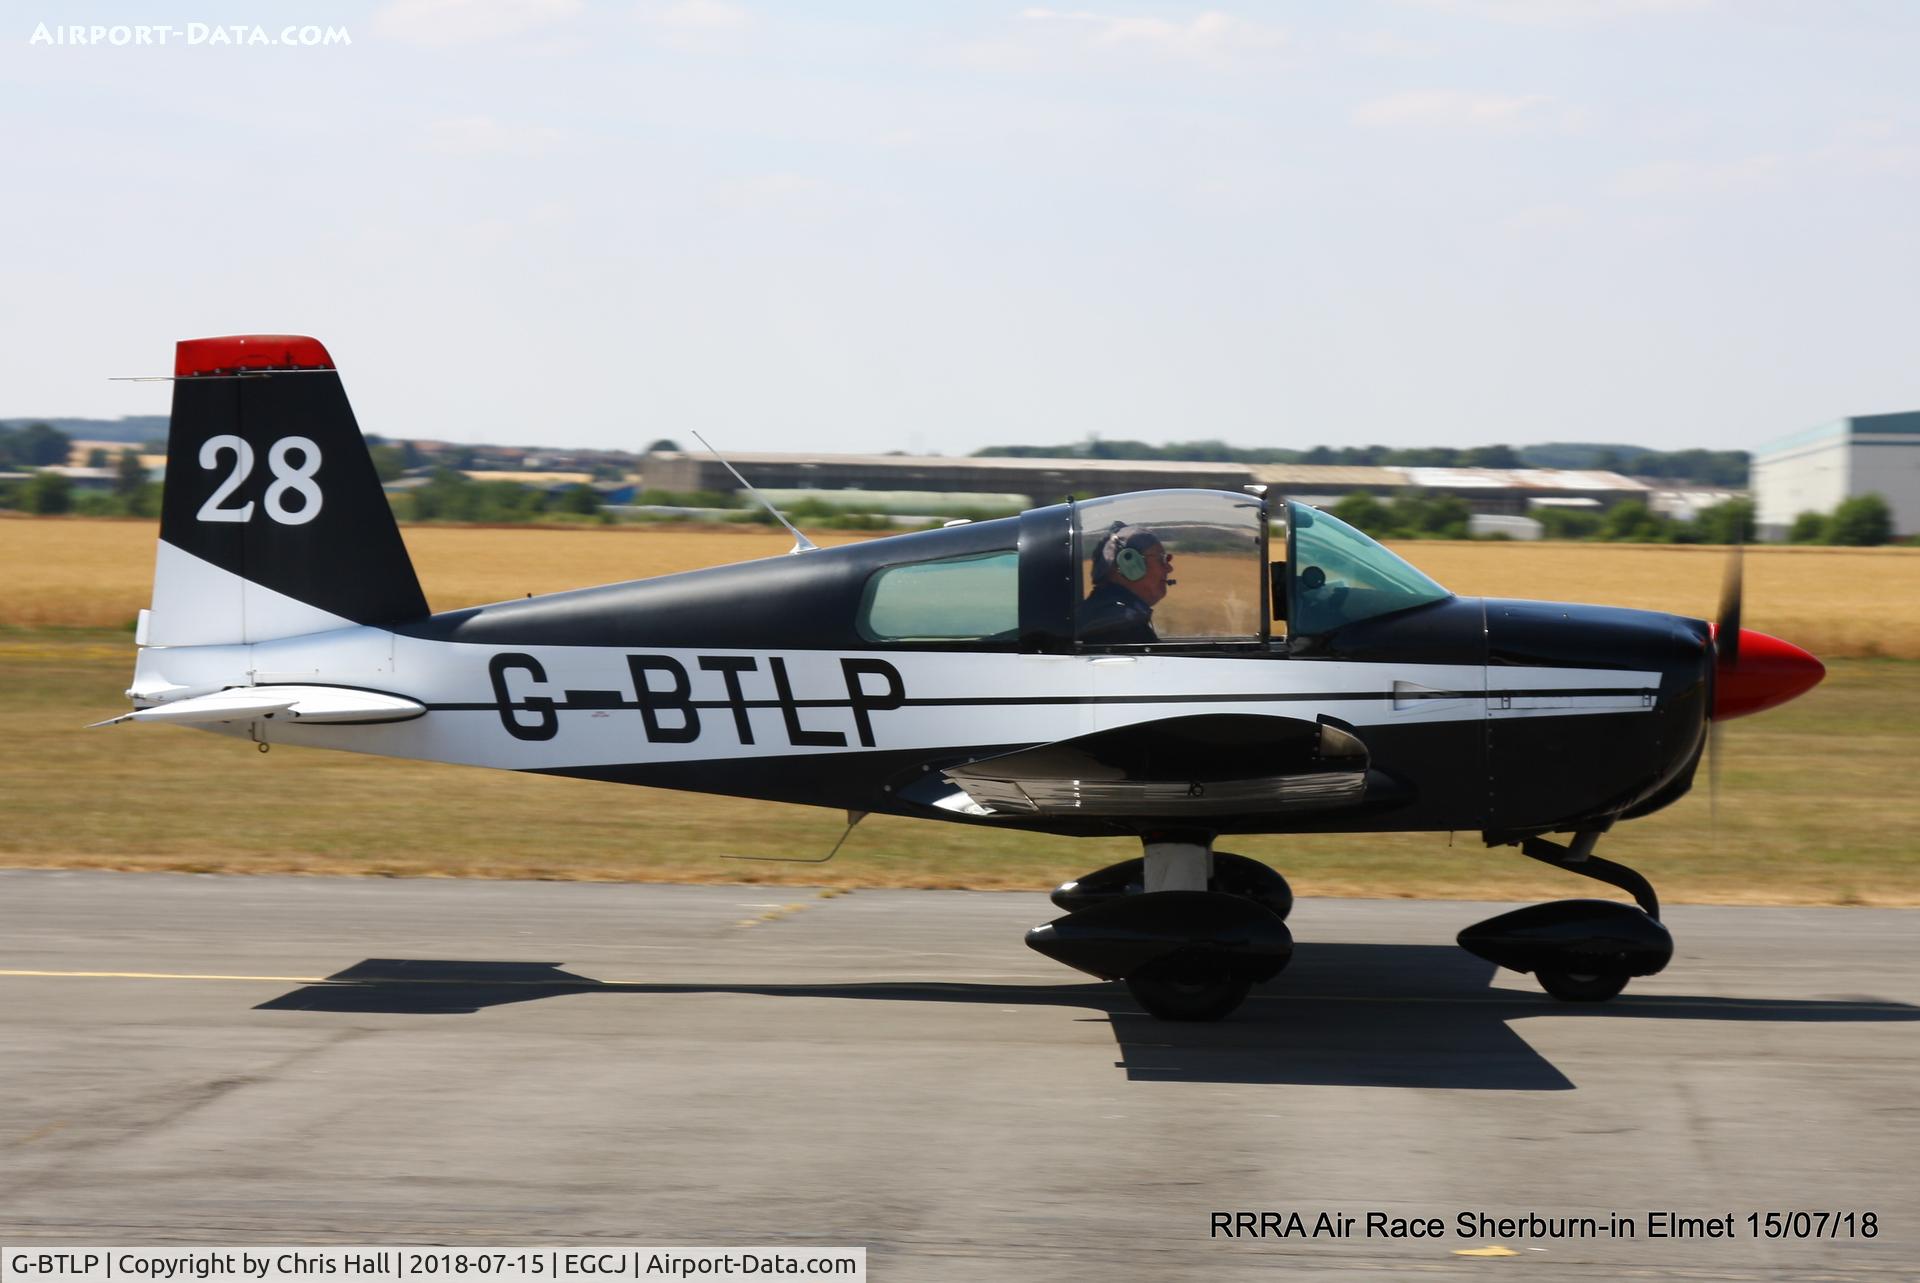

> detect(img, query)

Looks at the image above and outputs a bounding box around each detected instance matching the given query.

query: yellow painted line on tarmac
[11,1120,69,1147]
[735,901,812,929]
[2,967,636,989]
[0,968,326,983]
[1243,992,1910,1012]
[0,968,589,987]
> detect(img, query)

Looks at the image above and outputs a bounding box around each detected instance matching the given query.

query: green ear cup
[1115,544,1148,582]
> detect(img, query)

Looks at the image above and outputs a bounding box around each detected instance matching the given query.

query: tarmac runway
[2,869,1917,1281]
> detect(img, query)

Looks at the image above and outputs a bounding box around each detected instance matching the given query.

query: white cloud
[422,115,569,157]
[1017,8,1285,58]
[1402,0,1710,24]
[374,0,582,45]
[1822,120,1920,179]
[1338,28,1439,59]
[1611,154,1786,198]
[722,172,829,205]
[639,0,751,31]
[1501,202,1585,232]
[1838,143,1920,179]
[1354,89,1561,131]
[700,172,862,221]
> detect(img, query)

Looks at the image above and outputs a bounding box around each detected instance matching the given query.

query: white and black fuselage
[123,335,1830,1020]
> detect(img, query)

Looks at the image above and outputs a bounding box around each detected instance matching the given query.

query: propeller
[1703,532,1826,840]
[1716,540,1743,671]
[1708,541,1743,839]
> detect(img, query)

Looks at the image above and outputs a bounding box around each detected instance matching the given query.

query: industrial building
[1752,411,1920,539]
[639,452,1249,503]
[1245,464,1651,517]
[640,450,1652,516]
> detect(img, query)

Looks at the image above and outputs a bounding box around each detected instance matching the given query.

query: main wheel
[1536,969,1630,1003]
[1125,958,1251,1022]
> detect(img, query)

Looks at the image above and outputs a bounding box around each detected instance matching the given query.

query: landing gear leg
[1522,832,1660,1003]
[1141,836,1211,892]
[1126,838,1246,1021]
[1519,831,1660,920]
[1461,830,1673,1003]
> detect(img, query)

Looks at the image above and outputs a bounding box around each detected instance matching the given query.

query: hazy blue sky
[4,1,1916,454]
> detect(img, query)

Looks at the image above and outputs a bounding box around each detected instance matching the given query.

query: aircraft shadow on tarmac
[254,945,1920,1092]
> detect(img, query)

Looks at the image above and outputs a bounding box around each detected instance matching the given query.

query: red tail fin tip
[175,335,334,378]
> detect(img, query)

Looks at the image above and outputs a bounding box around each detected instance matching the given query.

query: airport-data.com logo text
[29,22,351,48]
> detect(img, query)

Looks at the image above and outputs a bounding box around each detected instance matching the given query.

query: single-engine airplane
[103,335,1827,1021]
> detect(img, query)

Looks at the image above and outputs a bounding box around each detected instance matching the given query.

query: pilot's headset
[1095,523,1167,584]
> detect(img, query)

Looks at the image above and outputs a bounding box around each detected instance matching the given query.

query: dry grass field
[5,514,1915,657]
[3,515,1915,902]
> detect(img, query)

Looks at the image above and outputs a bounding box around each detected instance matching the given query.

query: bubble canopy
[1073,490,1268,644]
[848,489,1451,652]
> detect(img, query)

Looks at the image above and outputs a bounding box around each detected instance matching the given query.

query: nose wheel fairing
[1461,831,1673,1003]
[1457,899,1673,984]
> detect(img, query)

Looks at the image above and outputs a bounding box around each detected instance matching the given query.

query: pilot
[1079,523,1173,645]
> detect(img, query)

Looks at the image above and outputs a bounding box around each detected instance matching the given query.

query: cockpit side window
[1073,491,1266,646]
[1287,500,1451,636]
[858,550,1020,644]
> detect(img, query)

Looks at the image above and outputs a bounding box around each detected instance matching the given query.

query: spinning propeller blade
[1709,541,1742,841]
[1716,541,1743,672]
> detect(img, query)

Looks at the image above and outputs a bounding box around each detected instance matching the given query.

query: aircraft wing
[932,713,1376,818]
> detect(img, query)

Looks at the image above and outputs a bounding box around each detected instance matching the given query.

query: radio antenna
[691,430,816,554]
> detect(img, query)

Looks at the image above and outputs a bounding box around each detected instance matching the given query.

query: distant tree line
[0,423,163,516]
[366,435,426,482]
[1329,490,1760,544]
[389,467,605,523]
[1785,494,1896,547]
[0,422,72,468]
[975,438,1748,487]
[1326,490,1902,545]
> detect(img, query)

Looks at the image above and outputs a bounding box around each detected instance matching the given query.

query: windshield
[1287,500,1450,636]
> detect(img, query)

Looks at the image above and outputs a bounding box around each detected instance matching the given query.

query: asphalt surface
[2,870,1917,1281]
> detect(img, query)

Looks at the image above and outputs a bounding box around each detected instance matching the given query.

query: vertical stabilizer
[147,335,428,646]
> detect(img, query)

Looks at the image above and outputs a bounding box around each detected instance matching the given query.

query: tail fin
[146,335,429,646]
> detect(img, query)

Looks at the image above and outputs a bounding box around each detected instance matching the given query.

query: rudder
[147,335,428,646]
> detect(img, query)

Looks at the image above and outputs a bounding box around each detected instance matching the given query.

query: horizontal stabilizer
[92,685,425,728]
